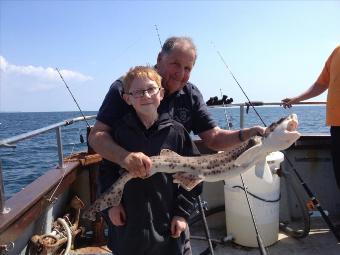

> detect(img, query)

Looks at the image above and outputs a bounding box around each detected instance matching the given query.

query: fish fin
[172,172,203,191]
[160,149,181,157]
[255,159,273,183]
[234,144,263,167]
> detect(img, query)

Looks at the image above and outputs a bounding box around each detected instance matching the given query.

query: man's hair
[123,66,162,92]
[161,36,197,61]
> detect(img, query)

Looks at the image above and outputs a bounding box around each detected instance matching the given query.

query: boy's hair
[123,66,162,92]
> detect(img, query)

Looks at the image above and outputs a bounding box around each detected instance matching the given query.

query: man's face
[157,44,196,94]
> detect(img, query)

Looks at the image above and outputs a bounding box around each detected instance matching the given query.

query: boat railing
[0,115,96,215]
[209,101,326,128]
[0,101,326,214]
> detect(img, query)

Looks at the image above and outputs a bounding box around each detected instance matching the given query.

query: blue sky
[0,0,339,112]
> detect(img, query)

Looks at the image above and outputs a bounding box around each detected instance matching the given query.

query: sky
[0,0,339,112]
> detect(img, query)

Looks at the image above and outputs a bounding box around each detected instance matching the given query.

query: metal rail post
[0,159,11,214]
[56,127,64,169]
[240,105,244,129]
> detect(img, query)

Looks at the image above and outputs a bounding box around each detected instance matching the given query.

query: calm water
[0,106,328,199]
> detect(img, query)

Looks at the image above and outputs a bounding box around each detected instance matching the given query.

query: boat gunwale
[0,161,81,244]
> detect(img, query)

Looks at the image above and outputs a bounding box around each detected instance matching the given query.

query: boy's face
[123,77,164,117]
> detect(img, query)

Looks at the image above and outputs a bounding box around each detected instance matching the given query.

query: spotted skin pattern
[82,114,300,221]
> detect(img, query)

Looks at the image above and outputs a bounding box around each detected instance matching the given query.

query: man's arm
[281,82,328,108]
[199,126,265,151]
[88,120,151,177]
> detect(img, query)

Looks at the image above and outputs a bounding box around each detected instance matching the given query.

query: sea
[0,106,328,200]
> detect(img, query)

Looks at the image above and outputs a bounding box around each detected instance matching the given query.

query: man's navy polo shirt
[96,79,217,135]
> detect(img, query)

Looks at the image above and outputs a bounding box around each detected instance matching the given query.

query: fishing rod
[212,43,268,255]
[56,68,90,144]
[239,174,267,255]
[215,46,340,243]
[218,95,268,255]
[154,27,216,254]
[214,46,266,127]
[56,68,90,129]
[283,153,340,242]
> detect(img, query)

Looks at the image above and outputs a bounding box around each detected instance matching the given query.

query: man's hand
[108,204,126,226]
[170,216,187,238]
[121,152,152,178]
[250,126,266,137]
[281,98,295,108]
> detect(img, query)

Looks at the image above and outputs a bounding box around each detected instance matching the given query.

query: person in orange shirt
[282,45,340,188]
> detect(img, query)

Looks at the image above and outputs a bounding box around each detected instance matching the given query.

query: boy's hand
[171,216,188,238]
[122,152,152,178]
[108,203,126,226]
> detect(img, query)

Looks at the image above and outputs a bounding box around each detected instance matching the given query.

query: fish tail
[82,172,133,221]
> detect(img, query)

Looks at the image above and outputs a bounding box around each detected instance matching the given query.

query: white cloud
[0,56,93,91]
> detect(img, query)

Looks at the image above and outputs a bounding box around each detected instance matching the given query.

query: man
[282,45,340,189]
[89,36,265,180]
[89,36,265,255]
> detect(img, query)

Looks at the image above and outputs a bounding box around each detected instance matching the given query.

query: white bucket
[224,151,284,247]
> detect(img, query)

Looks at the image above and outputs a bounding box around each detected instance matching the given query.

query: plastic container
[224,151,284,247]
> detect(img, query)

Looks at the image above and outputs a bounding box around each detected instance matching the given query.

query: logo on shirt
[174,107,190,124]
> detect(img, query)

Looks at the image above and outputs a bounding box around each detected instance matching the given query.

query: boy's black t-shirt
[102,111,201,254]
[95,78,213,254]
[101,111,201,220]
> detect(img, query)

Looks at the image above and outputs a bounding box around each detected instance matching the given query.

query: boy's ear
[123,93,132,105]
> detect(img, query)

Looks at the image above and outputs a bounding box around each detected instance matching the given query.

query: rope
[47,167,66,203]
[57,218,72,255]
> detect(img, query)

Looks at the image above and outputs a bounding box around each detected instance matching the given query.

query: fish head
[262,114,300,152]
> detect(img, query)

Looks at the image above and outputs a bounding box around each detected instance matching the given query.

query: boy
[102,66,201,255]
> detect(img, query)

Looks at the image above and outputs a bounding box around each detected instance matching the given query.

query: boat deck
[70,216,340,255]
[191,216,340,255]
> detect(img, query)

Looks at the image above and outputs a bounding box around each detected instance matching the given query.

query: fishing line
[56,68,90,128]
[154,24,163,49]
[214,44,340,243]
[219,88,232,129]
[56,67,89,146]
[212,42,269,255]
[211,42,267,127]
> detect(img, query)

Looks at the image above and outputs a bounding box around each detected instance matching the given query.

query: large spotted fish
[83,114,300,221]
